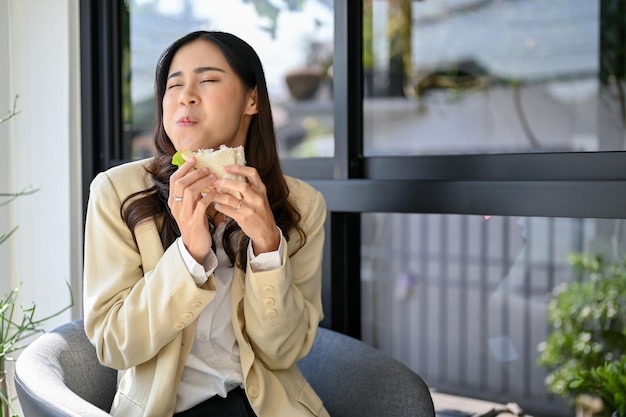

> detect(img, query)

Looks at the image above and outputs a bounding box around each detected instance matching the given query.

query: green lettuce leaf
[172,151,185,168]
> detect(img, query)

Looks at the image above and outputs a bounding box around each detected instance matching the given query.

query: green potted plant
[1,97,73,417]
[571,355,626,417]
[1,285,73,417]
[537,252,626,415]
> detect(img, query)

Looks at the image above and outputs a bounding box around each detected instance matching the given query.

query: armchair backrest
[297,328,435,417]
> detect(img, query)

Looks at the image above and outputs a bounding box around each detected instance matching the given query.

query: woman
[83,31,329,417]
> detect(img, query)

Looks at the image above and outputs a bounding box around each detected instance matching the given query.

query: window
[363,0,622,156]
[126,0,334,159]
[361,213,623,413]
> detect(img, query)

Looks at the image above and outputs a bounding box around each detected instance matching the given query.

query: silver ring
[173,194,183,202]
[235,199,243,210]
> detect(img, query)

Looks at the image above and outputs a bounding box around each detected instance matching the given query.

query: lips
[177,116,198,127]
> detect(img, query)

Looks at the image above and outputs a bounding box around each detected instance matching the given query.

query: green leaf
[172,151,185,168]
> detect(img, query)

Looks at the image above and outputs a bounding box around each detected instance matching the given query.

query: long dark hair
[121,31,304,269]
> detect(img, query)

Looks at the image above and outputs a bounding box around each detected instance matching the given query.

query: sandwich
[172,145,246,198]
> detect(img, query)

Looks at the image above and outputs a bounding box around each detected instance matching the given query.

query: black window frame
[80,0,626,340]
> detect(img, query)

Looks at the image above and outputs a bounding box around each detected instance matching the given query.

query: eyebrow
[167,66,226,80]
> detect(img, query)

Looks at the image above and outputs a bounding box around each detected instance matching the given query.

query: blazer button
[263,297,275,306]
[248,386,260,398]
[174,322,185,330]
[266,309,277,317]
[262,285,273,293]
[183,312,193,320]
[192,302,202,309]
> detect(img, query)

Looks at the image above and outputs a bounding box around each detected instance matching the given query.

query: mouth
[177,116,198,127]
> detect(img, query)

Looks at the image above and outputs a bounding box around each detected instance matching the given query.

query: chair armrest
[14,319,117,417]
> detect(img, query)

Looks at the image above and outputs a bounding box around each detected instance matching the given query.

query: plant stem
[0,96,20,125]
[0,357,9,417]
[0,187,40,209]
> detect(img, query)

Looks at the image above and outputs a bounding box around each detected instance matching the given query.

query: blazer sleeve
[241,180,327,370]
[83,170,216,370]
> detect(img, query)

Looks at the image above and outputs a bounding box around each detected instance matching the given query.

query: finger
[171,168,213,201]
[224,164,261,185]
[169,157,197,201]
[214,177,248,200]
[183,175,218,202]
[213,192,244,213]
[170,156,197,181]
[178,193,214,262]
[191,191,214,219]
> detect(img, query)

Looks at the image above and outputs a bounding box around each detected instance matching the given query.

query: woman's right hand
[168,156,217,263]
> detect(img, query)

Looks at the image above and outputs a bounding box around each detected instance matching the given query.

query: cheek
[162,96,175,132]
[162,94,173,113]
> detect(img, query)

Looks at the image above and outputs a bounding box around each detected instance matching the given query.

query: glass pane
[127,0,334,160]
[362,213,626,414]
[364,0,625,156]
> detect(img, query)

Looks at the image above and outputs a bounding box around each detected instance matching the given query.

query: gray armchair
[15,319,435,417]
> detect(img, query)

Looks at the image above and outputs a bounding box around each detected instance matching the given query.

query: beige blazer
[83,159,330,417]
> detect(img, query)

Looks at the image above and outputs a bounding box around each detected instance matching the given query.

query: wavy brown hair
[121,31,304,270]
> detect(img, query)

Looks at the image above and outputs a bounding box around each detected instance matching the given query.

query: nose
[179,85,198,105]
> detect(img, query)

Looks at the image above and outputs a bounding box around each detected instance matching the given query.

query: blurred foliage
[243,0,331,39]
[572,354,626,417]
[538,252,626,414]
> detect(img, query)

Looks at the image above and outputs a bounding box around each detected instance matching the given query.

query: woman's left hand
[213,164,281,255]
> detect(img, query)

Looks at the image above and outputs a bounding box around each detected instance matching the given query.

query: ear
[244,87,259,116]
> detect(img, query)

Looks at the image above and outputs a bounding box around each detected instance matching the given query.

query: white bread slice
[181,145,246,198]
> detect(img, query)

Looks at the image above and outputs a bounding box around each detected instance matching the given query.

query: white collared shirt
[174,222,283,412]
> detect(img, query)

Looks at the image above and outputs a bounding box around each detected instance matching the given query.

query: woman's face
[162,39,257,152]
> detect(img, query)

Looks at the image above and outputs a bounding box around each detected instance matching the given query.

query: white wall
[1,0,82,328]
[0,1,12,293]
